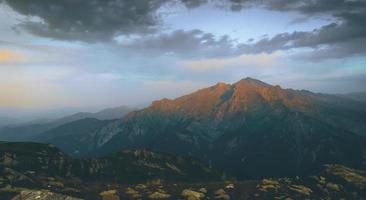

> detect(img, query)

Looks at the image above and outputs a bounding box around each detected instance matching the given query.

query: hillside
[0,142,365,199]
[91,78,366,178]
[0,141,220,184]
[4,78,366,179]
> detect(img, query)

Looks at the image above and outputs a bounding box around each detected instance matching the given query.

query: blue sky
[0,0,365,118]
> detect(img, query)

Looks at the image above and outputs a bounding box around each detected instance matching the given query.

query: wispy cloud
[0,82,66,108]
[181,52,284,71]
[0,49,26,63]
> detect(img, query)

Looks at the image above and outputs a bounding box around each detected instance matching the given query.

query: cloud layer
[2,0,366,60]
[3,0,169,42]
[120,29,236,58]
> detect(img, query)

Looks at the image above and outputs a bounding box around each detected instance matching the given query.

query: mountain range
[18,77,366,179]
[0,117,20,128]
[0,141,219,184]
[0,106,133,142]
[338,92,366,102]
[1,78,366,199]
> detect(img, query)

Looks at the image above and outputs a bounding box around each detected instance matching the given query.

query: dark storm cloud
[2,0,169,42]
[216,0,366,60]
[222,0,366,60]
[180,0,208,8]
[2,0,366,60]
[169,0,366,13]
[238,13,366,53]
[300,38,366,61]
[223,0,366,13]
[124,14,366,60]
[1,0,212,42]
[241,11,366,60]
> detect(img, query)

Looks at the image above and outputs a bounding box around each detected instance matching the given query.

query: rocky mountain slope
[0,141,219,184]
[35,118,114,157]
[4,78,366,179]
[80,78,366,178]
[1,142,365,200]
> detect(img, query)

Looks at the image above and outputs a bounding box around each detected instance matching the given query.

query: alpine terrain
[34,78,366,179]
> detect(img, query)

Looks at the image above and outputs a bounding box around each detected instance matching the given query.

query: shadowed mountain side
[24,78,366,179]
[1,144,365,200]
[34,118,114,157]
[0,141,221,183]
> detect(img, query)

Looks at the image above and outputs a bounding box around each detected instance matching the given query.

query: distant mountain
[35,118,114,157]
[0,106,133,141]
[57,105,133,122]
[38,78,366,179]
[0,117,19,128]
[338,92,366,102]
[92,105,136,120]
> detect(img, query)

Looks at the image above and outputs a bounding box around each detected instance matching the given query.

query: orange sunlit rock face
[145,77,315,120]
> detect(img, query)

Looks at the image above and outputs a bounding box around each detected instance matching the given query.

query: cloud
[3,0,366,61]
[219,0,366,14]
[3,0,170,42]
[1,0,210,42]
[226,0,366,60]
[120,16,366,61]
[0,82,65,108]
[118,0,366,61]
[120,29,237,58]
[294,38,366,61]
[181,52,283,71]
[180,0,208,8]
[0,49,25,63]
[236,11,366,60]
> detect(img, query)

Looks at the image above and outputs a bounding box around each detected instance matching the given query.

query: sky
[0,0,366,118]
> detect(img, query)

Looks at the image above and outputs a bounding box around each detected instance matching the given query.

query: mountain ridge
[1,141,366,199]
[0,141,220,183]
[4,78,366,179]
[0,105,133,142]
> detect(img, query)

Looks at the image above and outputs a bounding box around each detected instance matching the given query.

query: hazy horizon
[1,77,365,121]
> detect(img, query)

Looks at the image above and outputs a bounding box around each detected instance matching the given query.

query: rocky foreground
[1,141,366,199]
[1,164,365,200]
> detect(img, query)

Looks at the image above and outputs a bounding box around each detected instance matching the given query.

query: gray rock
[11,190,82,200]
